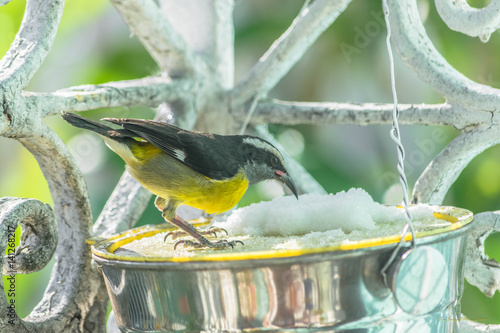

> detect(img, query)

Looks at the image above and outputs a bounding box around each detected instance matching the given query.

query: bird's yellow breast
[119,141,249,215]
[180,170,249,214]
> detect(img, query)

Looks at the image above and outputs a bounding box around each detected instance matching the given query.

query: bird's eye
[270,156,279,167]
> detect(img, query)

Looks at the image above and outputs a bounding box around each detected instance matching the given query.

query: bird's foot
[164,226,228,241]
[173,239,244,250]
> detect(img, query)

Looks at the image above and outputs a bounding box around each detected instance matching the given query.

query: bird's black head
[239,136,298,199]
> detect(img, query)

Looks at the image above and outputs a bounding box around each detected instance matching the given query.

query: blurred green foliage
[1,0,500,325]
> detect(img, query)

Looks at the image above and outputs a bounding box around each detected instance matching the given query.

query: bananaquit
[61,112,298,249]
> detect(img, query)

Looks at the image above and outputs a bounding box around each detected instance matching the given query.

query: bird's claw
[205,227,229,238]
[164,226,228,241]
[173,239,244,250]
[164,231,178,242]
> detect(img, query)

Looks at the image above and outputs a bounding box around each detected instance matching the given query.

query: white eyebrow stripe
[243,137,275,153]
[243,137,285,164]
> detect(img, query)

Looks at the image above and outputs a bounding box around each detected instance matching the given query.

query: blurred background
[1,0,499,325]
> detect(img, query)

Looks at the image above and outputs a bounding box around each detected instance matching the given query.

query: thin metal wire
[381,0,417,282]
[239,0,311,135]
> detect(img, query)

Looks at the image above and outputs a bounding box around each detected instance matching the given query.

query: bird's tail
[61,112,137,143]
[61,112,116,137]
[61,112,149,165]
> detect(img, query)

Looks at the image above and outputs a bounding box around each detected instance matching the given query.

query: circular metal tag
[390,246,448,315]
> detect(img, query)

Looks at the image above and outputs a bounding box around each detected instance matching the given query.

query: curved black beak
[280,173,299,199]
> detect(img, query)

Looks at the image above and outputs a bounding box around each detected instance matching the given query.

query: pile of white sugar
[117,188,451,258]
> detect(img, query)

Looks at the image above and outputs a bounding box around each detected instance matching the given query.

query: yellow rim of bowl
[90,205,473,263]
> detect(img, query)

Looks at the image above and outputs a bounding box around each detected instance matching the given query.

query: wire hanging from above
[380,0,417,283]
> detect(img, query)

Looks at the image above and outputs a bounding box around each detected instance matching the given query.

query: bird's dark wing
[177,132,241,180]
[103,118,241,180]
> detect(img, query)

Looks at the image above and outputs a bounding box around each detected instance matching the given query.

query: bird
[61,112,298,249]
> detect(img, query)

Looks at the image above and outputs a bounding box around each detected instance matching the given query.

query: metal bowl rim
[90,205,473,266]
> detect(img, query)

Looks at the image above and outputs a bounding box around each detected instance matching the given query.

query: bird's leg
[159,197,242,250]
[156,196,227,240]
[165,216,213,246]
[166,216,242,250]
